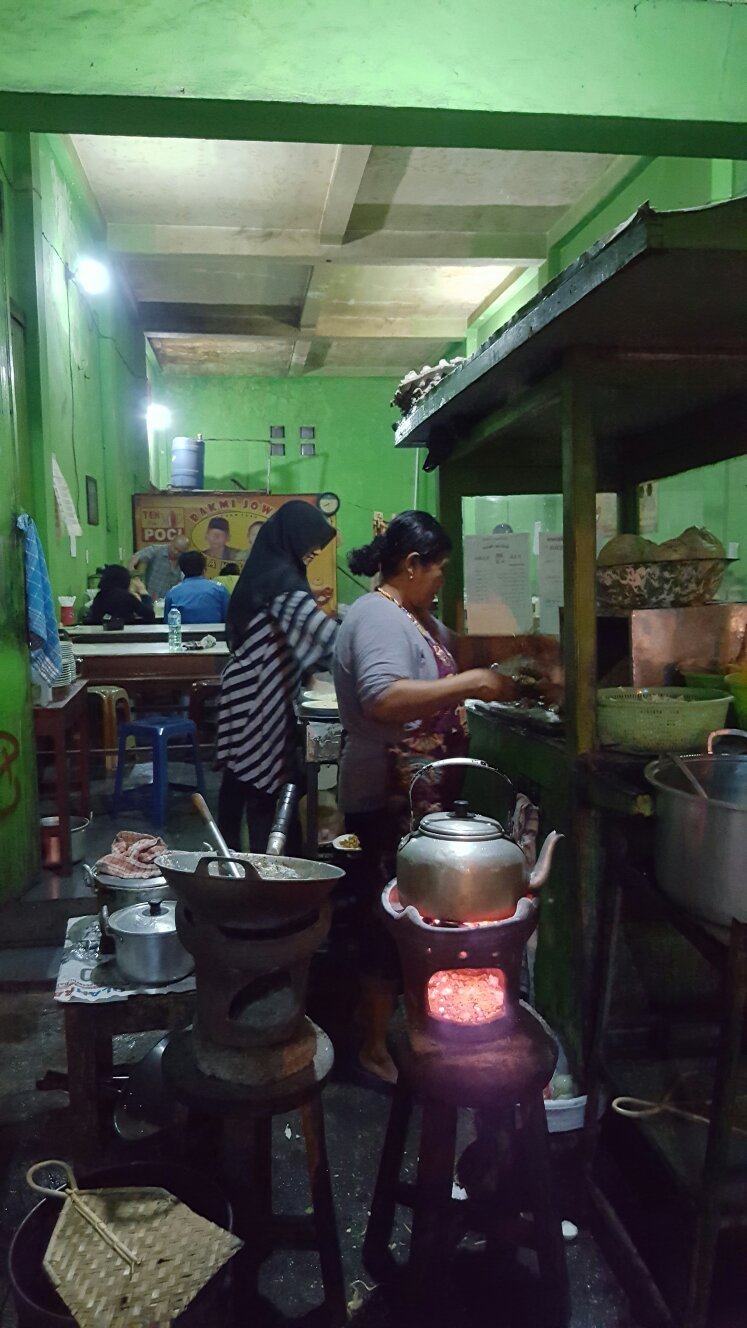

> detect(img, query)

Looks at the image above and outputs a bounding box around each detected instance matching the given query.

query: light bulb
[75,256,110,295]
[146,403,172,430]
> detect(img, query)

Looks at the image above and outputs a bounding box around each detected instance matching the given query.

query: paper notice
[538,533,564,635]
[464,534,532,635]
[51,456,82,538]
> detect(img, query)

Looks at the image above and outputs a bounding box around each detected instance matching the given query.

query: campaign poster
[132,492,337,614]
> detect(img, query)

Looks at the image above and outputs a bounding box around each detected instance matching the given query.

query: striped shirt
[216,590,337,793]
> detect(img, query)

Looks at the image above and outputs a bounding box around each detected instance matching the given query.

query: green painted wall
[29,135,151,599]
[148,373,436,603]
[0,132,39,896]
[0,1,746,160]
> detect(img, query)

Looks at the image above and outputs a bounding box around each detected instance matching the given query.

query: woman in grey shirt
[334,511,515,1085]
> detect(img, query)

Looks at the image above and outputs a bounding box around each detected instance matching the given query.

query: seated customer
[215,561,240,595]
[88,565,155,624]
[163,551,230,624]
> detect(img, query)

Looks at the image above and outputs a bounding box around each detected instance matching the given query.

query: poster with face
[132,493,337,614]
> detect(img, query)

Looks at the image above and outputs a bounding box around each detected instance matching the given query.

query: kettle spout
[529,831,563,891]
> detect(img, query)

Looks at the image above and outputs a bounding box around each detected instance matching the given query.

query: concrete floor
[0,771,653,1325]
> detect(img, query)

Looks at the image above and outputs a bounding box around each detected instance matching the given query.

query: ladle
[668,753,709,800]
[192,792,247,878]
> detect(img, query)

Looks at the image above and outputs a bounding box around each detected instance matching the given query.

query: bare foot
[359,1046,398,1085]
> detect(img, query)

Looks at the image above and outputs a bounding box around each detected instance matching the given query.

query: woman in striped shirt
[216,501,338,852]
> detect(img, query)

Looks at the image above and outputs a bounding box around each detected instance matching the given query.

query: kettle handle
[408,758,515,830]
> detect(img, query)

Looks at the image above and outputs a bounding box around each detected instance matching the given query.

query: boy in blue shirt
[163,552,230,625]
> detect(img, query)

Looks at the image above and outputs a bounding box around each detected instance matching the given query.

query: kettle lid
[418,800,505,842]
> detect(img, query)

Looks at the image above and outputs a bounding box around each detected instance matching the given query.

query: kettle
[395,758,562,924]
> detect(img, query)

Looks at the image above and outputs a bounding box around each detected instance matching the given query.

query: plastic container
[597,687,731,752]
[725,672,747,730]
[171,435,205,490]
[168,608,182,652]
[9,1162,233,1328]
[57,598,76,627]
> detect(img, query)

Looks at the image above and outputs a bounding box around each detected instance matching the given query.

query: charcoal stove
[361,861,570,1323]
[157,849,344,1087]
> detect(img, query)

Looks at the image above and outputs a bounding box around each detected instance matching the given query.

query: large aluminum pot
[106,900,194,986]
[396,758,562,923]
[645,730,747,929]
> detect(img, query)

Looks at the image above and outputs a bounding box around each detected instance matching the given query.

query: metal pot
[41,817,89,867]
[83,862,172,916]
[396,758,562,923]
[106,900,194,986]
[645,729,747,930]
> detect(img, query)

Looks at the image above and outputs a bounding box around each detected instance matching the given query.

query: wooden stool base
[163,1023,346,1327]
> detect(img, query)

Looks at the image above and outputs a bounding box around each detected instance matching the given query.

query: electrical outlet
[728,542,739,560]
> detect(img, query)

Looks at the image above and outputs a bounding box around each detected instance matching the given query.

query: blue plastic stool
[112,716,206,828]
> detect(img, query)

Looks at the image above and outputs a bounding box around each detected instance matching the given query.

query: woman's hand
[461,668,519,703]
[131,577,147,599]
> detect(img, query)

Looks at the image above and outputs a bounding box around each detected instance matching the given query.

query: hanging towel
[16,513,62,684]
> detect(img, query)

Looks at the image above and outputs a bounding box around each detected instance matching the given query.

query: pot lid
[92,868,167,888]
[108,900,177,935]
[418,800,506,842]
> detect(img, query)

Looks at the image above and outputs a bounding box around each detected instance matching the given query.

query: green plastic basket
[597,687,731,752]
[725,673,747,730]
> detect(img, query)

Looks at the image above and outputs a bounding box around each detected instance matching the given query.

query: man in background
[163,552,230,624]
[129,534,188,600]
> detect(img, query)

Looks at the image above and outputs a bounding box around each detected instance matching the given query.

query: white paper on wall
[51,455,82,540]
[464,534,532,635]
[538,533,564,636]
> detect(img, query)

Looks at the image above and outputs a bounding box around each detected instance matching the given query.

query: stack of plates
[57,640,76,686]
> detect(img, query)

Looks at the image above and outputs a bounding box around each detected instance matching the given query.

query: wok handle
[191,793,244,878]
[267,784,299,858]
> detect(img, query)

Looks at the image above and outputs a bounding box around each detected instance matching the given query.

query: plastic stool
[89,686,132,773]
[111,716,206,828]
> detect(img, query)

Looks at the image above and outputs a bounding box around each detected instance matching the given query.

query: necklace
[376,587,455,672]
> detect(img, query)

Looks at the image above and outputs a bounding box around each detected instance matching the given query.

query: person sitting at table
[163,551,230,624]
[87,565,155,625]
[214,562,240,594]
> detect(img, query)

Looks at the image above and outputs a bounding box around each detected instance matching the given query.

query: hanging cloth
[16,513,62,684]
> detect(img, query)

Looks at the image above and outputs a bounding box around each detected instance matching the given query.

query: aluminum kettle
[395,758,562,924]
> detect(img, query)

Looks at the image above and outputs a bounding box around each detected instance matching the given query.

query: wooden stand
[363,1028,571,1327]
[162,1022,346,1328]
[34,680,90,873]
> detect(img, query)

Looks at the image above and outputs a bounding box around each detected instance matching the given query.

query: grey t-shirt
[334,593,443,814]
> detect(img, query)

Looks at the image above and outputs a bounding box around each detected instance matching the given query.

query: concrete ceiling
[72,136,630,378]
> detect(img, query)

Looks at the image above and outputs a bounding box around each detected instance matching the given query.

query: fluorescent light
[146,402,172,430]
[75,256,110,295]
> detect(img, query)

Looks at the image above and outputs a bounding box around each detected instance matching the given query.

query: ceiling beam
[289,338,313,376]
[319,144,372,246]
[139,302,299,336]
[109,223,547,266]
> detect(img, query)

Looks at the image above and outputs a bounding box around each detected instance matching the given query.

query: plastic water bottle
[167,607,182,652]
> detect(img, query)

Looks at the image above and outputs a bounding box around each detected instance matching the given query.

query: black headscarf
[227,500,336,648]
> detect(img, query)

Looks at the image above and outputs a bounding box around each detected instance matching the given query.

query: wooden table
[74,642,228,687]
[69,623,226,644]
[33,680,90,872]
[63,990,195,1162]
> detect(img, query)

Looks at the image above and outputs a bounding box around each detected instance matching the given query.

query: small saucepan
[105,900,194,987]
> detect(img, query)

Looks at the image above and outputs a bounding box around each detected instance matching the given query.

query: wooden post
[438,461,464,631]
[561,360,598,757]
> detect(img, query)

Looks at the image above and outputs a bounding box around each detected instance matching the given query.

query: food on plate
[335,834,361,851]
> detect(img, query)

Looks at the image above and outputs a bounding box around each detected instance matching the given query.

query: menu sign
[132,492,337,614]
[463,534,532,635]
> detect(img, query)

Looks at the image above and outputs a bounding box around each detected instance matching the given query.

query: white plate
[302,698,339,712]
[302,689,337,704]
[332,834,362,854]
